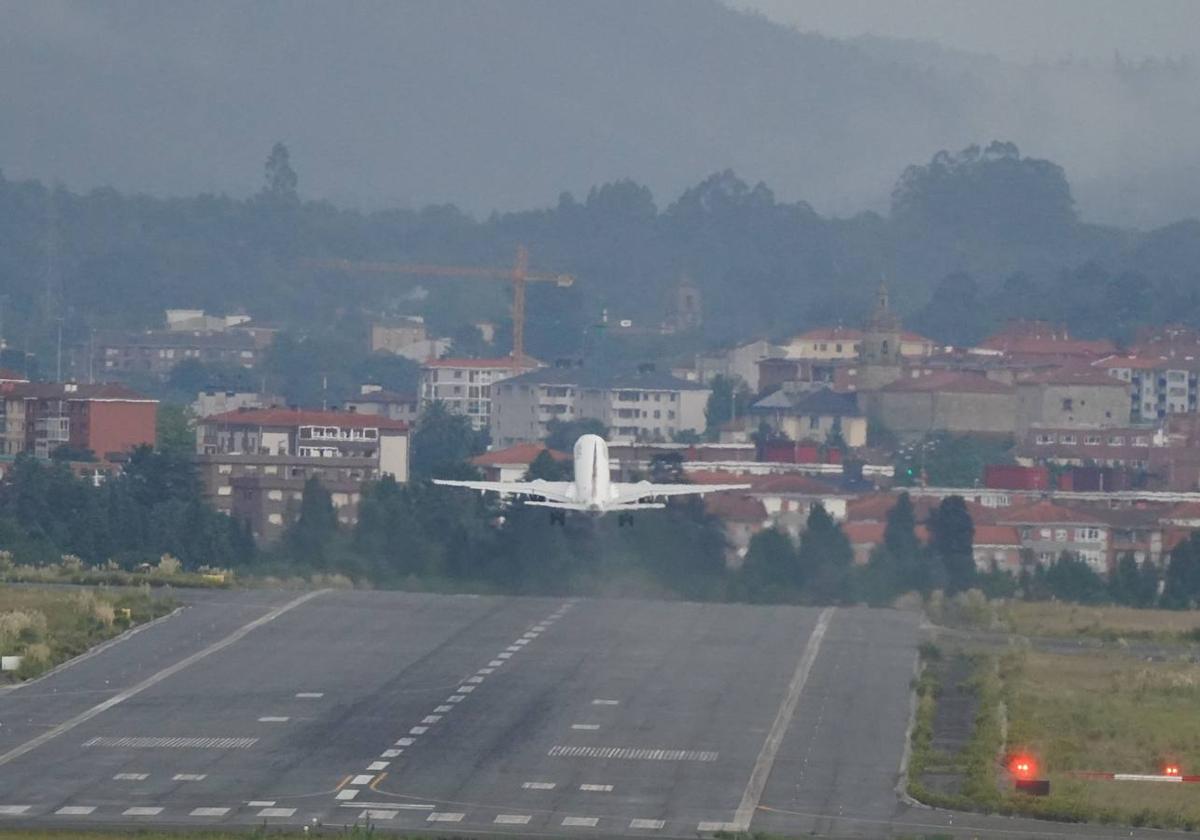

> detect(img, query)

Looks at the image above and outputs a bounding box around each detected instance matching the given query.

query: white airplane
[433,434,751,525]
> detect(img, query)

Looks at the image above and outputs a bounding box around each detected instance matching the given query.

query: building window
[1035,433,1056,445]
[1084,435,1101,445]
[1108,436,1125,446]
[268,513,283,525]
[1061,398,1073,411]
[1076,527,1101,541]
[268,490,283,501]
[217,486,232,496]
[1060,434,1076,445]
[1054,528,1068,542]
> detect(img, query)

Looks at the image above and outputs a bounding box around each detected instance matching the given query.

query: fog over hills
[2,0,1197,227]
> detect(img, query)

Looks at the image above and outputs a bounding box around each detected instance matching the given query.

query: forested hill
[2,141,1200,374]
[3,1,1200,227]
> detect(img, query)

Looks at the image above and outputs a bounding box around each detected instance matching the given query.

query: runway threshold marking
[729,607,834,832]
[0,806,31,815]
[0,589,327,769]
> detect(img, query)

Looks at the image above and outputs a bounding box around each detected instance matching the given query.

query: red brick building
[0,381,157,459]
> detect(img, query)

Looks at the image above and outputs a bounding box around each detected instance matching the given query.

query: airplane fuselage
[572,434,612,512]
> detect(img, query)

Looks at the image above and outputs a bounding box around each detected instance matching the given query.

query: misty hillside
[3,0,1198,227]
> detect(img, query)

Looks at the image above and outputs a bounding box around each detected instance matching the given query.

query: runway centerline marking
[434,705,453,713]
[549,745,718,761]
[258,807,296,818]
[571,723,600,730]
[190,807,230,817]
[84,736,257,749]
[580,783,613,791]
[592,699,619,705]
[113,772,149,780]
[522,781,556,790]
[495,814,532,824]
[258,716,289,722]
[296,692,324,698]
[0,590,325,769]
[55,806,96,815]
[630,818,664,829]
[0,807,31,815]
[367,761,389,771]
[562,816,599,827]
[427,812,464,822]
[173,773,207,781]
[730,606,834,832]
[123,807,163,816]
[351,774,375,785]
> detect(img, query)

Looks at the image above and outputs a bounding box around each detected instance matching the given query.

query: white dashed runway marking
[351,774,375,786]
[113,772,149,780]
[698,821,736,832]
[258,807,296,818]
[409,725,428,734]
[55,806,96,815]
[247,801,275,807]
[630,818,665,829]
[381,749,402,758]
[396,737,415,746]
[580,783,613,792]
[494,814,532,824]
[427,812,464,822]
[549,745,719,761]
[335,789,359,801]
[571,723,600,730]
[190,807,231,817]
[562,816,599,827]
[257,716,288,723]
[522,781,556,790]
[422,714,442,723]
[84,736,257,749]
[457,685,475,694]
[173,773,206,781]
[123,807,163,816]
[295,692,324,698]
[592,699,619,705]
[360,809,398,820]
[0,806,30,815]
[434,705,453,713]
[367,761,388,771]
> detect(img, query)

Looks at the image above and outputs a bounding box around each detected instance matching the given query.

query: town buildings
[344,385,420,424]
[490,364,709,447]
[419,357,539,432]
[750,387,867,447]
[0,380,157,459]
[195,407,409,543]
[369,316,450,361]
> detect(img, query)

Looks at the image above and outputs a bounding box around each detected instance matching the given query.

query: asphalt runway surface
[0,588,1184,838]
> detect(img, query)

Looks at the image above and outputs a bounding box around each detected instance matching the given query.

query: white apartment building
[419,357,540,432]
[1098,355,1200,422]
[491,364,710,446]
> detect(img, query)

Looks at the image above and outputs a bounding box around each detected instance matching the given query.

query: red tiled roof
[471,443,569,467]
[203,408,409,430]
[705,493,768,522]
[1160,501,1200,522]
[974,525,1022,546]
[978,335,1116,357]
[996,499,1107,526]
[880,372,1014,395]
[842,520,930,545]
[422,357,537,369]
[0,381,155,401]
[846,492,997,524]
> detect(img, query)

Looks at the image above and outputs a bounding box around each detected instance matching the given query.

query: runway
[0,587,1173,837]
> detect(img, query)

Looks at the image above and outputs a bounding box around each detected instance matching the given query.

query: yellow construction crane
[303,245,573,362]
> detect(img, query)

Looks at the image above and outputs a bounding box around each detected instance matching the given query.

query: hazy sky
[731,0,1200,63]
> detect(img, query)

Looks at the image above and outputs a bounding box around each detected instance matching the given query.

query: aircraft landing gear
[549,510,566,526]
[618,511,634,527]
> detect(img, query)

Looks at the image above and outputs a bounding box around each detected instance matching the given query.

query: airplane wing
[611,480,751,505]
[431,478,576,504]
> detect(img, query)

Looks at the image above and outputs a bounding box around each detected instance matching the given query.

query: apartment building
[344,385,419,424]
[0,381,157,459]
[780,327,936,361]
[94,328,270,378]
[195,407,409,542]
[419,357,539,432]
[490,365,709,446]
[1097,354,1200,422]
[995,500,1109,573]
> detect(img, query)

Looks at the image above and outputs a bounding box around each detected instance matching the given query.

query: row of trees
[0,448,254,570]
[4,141,1200,388]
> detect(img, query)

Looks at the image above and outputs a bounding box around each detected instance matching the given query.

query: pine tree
[927,495,975,594]
[798,502,854,603]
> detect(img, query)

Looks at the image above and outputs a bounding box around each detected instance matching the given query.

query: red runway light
[1164,764,1181,776]
[1009,754,1038,780]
